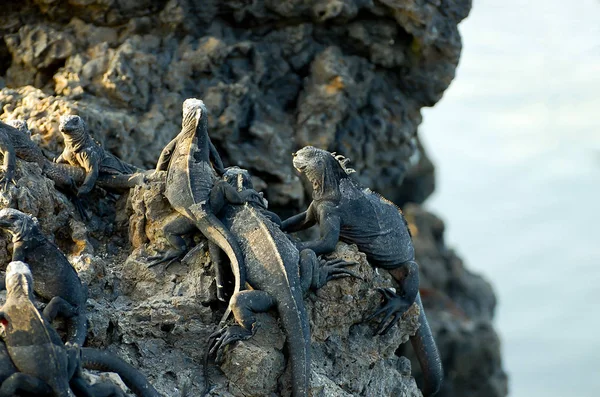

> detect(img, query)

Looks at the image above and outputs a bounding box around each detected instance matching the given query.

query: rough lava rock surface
[0,1,507,396]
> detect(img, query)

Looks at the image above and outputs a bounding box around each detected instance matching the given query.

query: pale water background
[419,0,600,396]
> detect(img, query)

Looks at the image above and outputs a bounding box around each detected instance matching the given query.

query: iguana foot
[208,325,254,363]
[72,196,89,222]
[365,287,412,335]
[0,174,14,193]
[146,250,184,268]
[318,257,360,286]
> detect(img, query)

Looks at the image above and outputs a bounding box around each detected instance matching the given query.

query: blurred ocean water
[419,1,600,396]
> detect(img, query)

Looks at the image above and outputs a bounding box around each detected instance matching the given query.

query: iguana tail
[277,290,310,397]
[186,205,246,326]
[410,293,443,396]
[81,348,161,397]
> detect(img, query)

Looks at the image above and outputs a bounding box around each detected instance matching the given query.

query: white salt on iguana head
[6,119,31,137]
[5,260,34,297]
[182,98,206,121]
[181,98,208,135]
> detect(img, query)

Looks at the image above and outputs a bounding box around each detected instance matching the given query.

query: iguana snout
[59,115,85,138]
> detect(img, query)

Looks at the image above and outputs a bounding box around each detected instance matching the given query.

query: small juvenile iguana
[0,261,161,397]
[149,98,248,311]
[55,115,143,196]
[0,208,88,347]
[208,167,357,397]
[281,146,443,397]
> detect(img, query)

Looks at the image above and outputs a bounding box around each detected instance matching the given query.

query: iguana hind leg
[366,260,419,335]
[43,296,88,346]
[146,215,195,268]
[208,290,274,363]
[0,373,53,397]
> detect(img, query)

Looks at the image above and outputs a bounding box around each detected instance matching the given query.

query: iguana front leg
[0,139,16,193]
[209,140,225,176]
[294,205,341,255]
[281,203,318,232]
[77,151,101,196]
[54,151,67,164]
[155,138,177,172]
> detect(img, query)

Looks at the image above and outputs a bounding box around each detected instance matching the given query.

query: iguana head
[5,261,34,299]
[6,119,31,137]
[0,208,39,242]
[292,146,355,201]
[223,166,254,191]
[223,167,269,208]
[181,98,208,136]
[59,115,88,147]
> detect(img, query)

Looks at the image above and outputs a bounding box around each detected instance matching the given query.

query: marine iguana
[207,167,358,397]
[148,98,248,311]
[55,115,143,196]
[0,261,160,397]
[0,120,146,199]
[0,208,88,347]
[281,146,443,397]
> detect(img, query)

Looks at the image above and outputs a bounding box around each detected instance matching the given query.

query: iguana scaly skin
[281,146,443,397]
[0,262,160,397]
[0,122,17,192]
[56,115,143,196]
[208,167,357,397]
[0,209,88,347]
[150,98,247,317]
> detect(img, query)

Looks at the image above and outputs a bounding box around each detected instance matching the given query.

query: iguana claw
[318,257,360,285]
[146,250,183,268]
[0,174,15,193]
[208,325,253,363]
[365,287,412,335]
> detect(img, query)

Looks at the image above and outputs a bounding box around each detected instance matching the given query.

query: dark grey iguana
[147,98,249,311]
[281,146,443,397]
[0,120,146,203]
[207,167,358,397]
[0,261,160,397]
[0,208,88,347]
[55,115,144,196]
